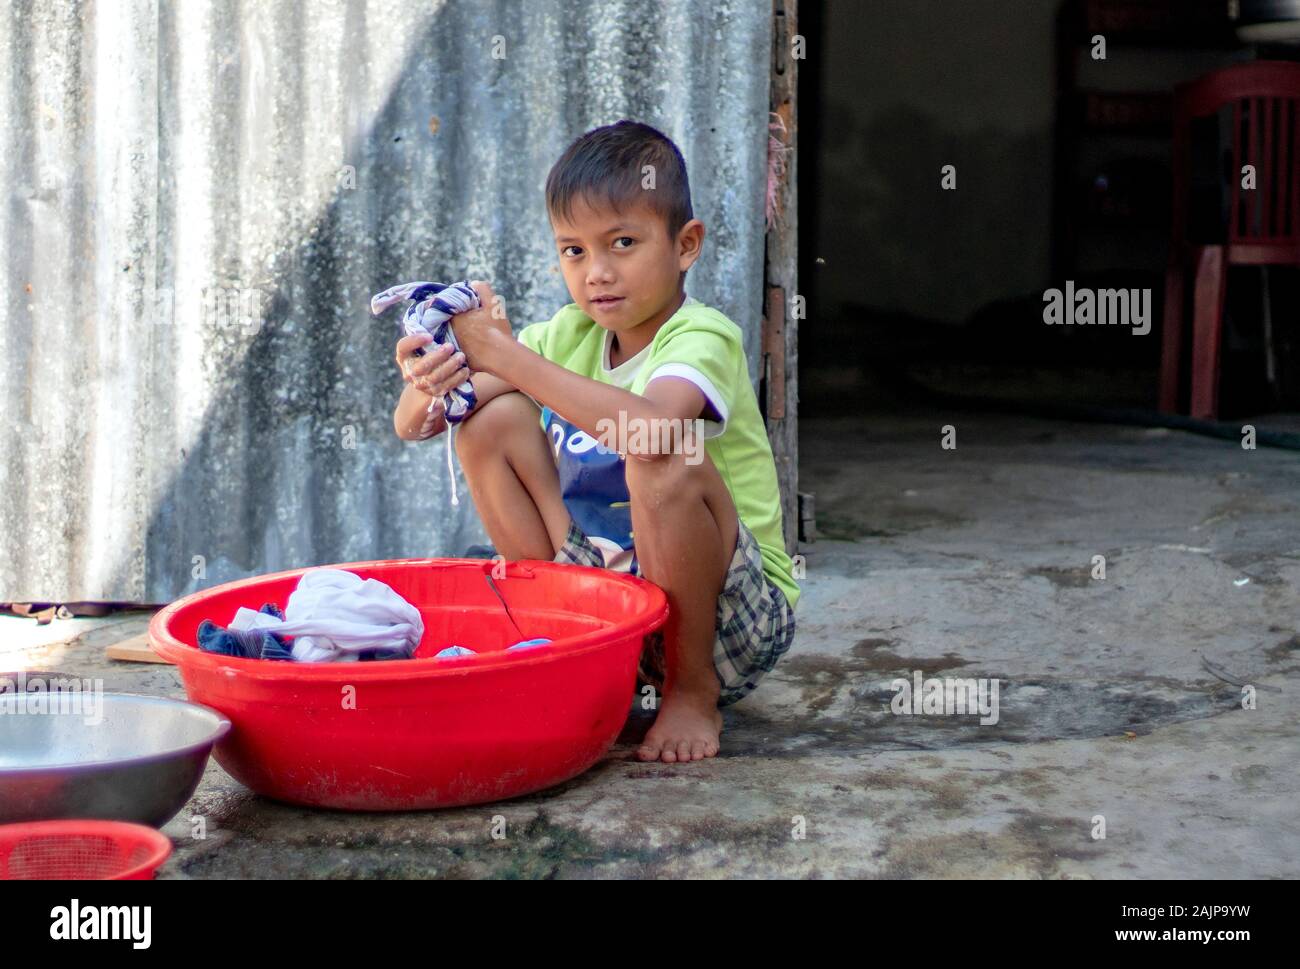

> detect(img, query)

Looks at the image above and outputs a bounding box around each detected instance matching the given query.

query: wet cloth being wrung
[371,280,481,506]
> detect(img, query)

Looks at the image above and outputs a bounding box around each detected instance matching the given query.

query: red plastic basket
[0,821,173,880]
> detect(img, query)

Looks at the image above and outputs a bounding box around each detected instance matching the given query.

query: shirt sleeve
[638,322,739,440]
[516,320,548,356]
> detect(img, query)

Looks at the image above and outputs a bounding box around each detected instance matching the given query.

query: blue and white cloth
[434,638,551,659]
[197,603,295,660]
[371,280,482,506]
[226,569,424,663]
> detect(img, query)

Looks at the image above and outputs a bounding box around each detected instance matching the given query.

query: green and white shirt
[516,296,801,612]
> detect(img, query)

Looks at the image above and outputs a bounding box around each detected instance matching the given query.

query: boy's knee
[624,449,700,511]
[455,392,537,458]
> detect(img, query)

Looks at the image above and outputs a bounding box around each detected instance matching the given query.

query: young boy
[392,120,799,763]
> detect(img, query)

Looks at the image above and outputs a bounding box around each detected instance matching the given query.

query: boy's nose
[586,260,616,285]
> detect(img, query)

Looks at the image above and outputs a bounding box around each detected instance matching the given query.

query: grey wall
[0,0,773,602]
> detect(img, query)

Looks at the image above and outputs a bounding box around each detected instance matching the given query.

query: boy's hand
[449,280,512,372]
[395,333,469,404]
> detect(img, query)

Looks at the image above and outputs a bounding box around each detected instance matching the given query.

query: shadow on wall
[105,0,764,605]
[131,148,454,603]
[817,101,1053,330]
[117,8,587,603]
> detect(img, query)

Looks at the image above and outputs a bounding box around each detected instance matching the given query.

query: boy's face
[551,194,704,333]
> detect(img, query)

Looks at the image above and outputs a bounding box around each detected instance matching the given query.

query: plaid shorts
[552,516,796,706]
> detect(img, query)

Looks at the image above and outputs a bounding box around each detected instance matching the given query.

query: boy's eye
[613,237,634,249]
[561,245,582,258]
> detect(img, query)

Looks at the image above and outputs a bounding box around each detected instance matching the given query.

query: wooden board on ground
[105,633,171,664]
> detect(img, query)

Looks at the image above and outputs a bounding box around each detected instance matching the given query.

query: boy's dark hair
[545,120,694,241]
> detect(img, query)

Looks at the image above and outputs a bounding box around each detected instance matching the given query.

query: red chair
[1160,61,1300,419]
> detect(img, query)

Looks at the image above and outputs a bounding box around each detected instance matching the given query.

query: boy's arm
[393,382,446,441]
[393,371,521,441]
[461,371,524,417]
[449,282,708,455]
[483,331,708,457]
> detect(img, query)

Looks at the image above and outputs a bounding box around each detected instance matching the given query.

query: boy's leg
[624,444,739,763]
[454,392,571,561]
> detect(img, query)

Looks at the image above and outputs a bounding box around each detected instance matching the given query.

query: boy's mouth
[590,295,625,311]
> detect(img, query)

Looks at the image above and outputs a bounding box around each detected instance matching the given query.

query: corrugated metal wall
[0,0,772,602]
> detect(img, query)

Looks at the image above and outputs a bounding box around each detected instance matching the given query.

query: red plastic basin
[149,558,668,810]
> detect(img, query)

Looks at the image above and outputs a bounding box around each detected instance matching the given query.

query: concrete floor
[5,409,1299,878]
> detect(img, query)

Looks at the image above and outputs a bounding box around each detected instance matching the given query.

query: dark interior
[801,0,1300,425]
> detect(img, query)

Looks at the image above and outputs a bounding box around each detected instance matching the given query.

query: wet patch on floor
[1219,555,1296,588]
[170,804,811,879]
[734,646,1243,755]
[851,674,1242,747]
[877,811,1099,879]
[1264,634,1300,671]
[1026,564,1096,589]
[856,769,977,817]
[815,511,890,541]
[1199,497,1299,531]
[814,504,970,542]
[777,637,973,715]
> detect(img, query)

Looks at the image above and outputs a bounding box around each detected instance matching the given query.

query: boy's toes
[637,699,723,763]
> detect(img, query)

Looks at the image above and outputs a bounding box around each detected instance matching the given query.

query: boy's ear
[677,218,705,271]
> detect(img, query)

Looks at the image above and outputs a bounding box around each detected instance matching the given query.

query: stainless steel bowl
[0,691,231,826]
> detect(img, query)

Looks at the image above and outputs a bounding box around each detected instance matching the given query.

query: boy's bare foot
[636,689,723,762]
